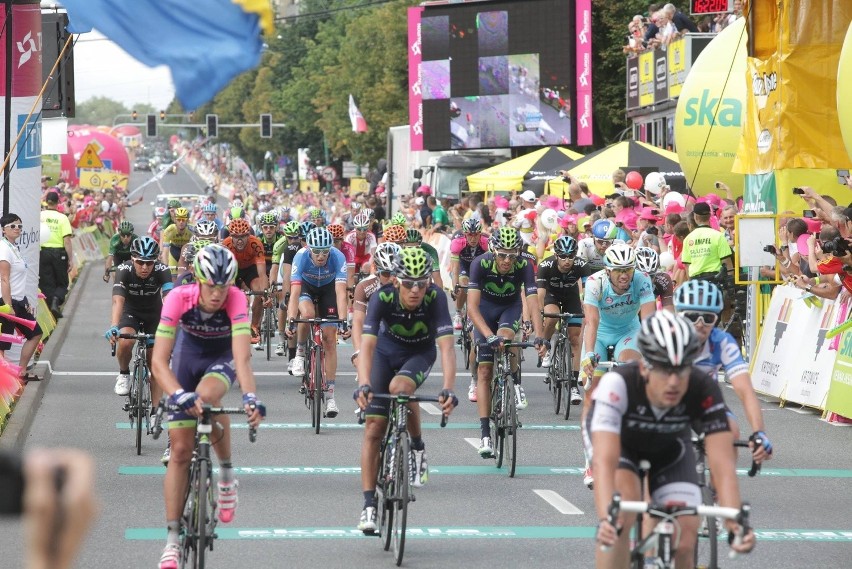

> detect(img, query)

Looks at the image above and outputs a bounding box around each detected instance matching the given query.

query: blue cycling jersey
[694,327,749,379]
[583,269,654,334]
[290,247,347,288]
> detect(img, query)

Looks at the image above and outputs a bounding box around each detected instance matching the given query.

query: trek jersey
[449,235,489,272]
[290,247,347,287]
[362,283,453,348]
[583,269,655,333]
[468,252,537,305]
[108,233,137,265]
[588,362,731,449]
[156,283,251,354]
[112,261,174,312]
[693,328,749,379]
[536,257,594,301]
[222,235,265,269]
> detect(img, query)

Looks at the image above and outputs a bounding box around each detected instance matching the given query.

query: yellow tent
[466,146,583,193]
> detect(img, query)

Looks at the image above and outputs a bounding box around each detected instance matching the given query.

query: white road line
[49,370,548,378]
[420,403,442,415]
[533,489,584,515]
[464,437,482,450]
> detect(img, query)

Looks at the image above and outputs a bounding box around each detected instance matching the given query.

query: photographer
[792,226,852,300]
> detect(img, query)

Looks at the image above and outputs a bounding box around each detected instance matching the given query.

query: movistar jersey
[694,328,749,379]
[468,252,537,305]
[362,283,453,348]
[583,269,654,334]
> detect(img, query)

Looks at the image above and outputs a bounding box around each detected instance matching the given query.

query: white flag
[348,94,368,133]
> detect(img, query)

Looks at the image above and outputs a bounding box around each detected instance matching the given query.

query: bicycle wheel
[551,340,563,415]
[378,434,394,550]
[695,484,719,569]
[505,377,517,477]
[490,373,504,468]
[392,433,410,566]
[312,347,323,434]
[561,339,573,420]
[264,306,274,361]
[195,457,211,569]
[138,365,152,453]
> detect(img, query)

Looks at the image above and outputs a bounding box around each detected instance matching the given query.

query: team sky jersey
[272,237,301,265]
[536,257,594,300]
[588,361,730,448]
[362,283,453,348]
[156,283,251,354]
[344,230,376,261]
[290,247,347,287]
[583,269,654,333]
[108,233,136,264]
[353,274,384,312]
[648,271,675,304]
[468,252,537,305]
[693,328,749,379]
[257,232,285,263]
[449,235,489,272]
[336,241,356,266]
[222,235,265,269]
[112,261,173,312]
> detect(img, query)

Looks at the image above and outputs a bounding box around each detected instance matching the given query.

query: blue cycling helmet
[553,236,578,258]
[306,227,333,249]
[130,236,160,260]
[674,280,724,314]
[202,202,217,213]
[591,219,619,240]
[299,220,316,238]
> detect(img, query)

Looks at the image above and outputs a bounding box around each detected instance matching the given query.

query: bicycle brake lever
[440,414,448,428]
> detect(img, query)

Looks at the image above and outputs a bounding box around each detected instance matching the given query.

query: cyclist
[353,247,458,532]
[160,199,182,231]
[635,246,674,311]
[152,244,266,569]
[285,227,350,417]
[105,237,173,406]
[536,235,592,404]
[581,243,656,489]
[104,220,137,282]
[329,223,356,291]
[160,207,193,278]
[449,218,489,329]
[467,227,547,457]
[222,217,269,344]
[218,206,246,241]
[201,202,222,230]
[257,211,284,281]
[403,227,444,290]
[578,219,627,272]
[175,240,212,287]
[351,242,400,371]
[674,280,773,463]
[345,212,377,276]
[272,220,303,358]
[590,311,755,568]
[306,206,326,227]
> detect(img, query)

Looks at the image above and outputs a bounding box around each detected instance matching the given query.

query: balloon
[659,251,675,269]
[625,171,643,190]
[644,172,667,194]
[663,191,686,209]
[540,208,558,231]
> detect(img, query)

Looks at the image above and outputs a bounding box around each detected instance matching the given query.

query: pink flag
[349,94,368,133]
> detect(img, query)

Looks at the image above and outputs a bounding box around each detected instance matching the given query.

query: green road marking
[115,422,580,431]
[117,465,852,478]
[124,526,852,541]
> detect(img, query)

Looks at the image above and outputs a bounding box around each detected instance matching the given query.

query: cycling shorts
[118,310,160,338]
[236,264,261,288]
[167,351,237,427]
[298,281,340,327]
[473,299,522,364]
[590,326,641,361]
[366,343,437,418]
[542,294,583,326]
[618,436,702,506]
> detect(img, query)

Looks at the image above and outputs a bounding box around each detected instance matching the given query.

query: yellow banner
[78,169,129,191]
[258,181,275,194]
[638,51,654,107]
[349,177,369,196]
[667,36,687,99]
[299,180,321,193]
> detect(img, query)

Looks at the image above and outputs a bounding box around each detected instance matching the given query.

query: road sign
[321,166,337,181]
[76,143,104,169]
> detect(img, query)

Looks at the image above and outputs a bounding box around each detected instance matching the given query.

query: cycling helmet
[674,280,724,314]
[395,247,430,279]
[604,243,636,269]
[635,247,659,273]
[130,236,159,260]
[231,199,243,208]
[490,226,521,251]
[228,218,251,236]
[202,202,217,213]
[259,212,278,226]
[194,244,238,285]
[389,212,406,226]
[462,218,482,234]
[299,220,316,238]
[374,242,401,272]
[283,220,300,237]
[306,227,333,249]
[553,235,578,258]
[229,206,245,220]
[308,207,323,219]
[591,219,620,240]
[405,228,423,245]
[117,220,134,235]
[195,220,218,238]
[638,311,702,368]
[353,213,371,229]
[327,224,345,240]
[167,199,181,209]
[174,207,189,220]
[155,206,167,218]
[383,224,407,244]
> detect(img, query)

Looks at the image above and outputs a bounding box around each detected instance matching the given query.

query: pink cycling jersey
[156,283,251,352]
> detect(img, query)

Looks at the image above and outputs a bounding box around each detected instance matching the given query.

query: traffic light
[131,109,138,121]
[260,113,272,138]
[146,114,157,137]
[159,110,166,121]
[206,114,218,138]
[188,111,194,121]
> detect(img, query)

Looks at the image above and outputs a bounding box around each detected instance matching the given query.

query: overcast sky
[73,30,176,111]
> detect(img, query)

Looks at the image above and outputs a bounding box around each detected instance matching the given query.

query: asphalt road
[1,164,851,568]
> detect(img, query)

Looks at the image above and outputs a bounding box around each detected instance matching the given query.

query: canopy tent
[466,146,583,193]
[533,141,685,198]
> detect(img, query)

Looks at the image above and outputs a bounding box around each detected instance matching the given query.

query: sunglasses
[287,235,300,240]
[648,363,691,376]
[4,223,22,229]
[495,252,518,261]
[378,270,393,278]
[133,259,154,267]
[681,311,718,325]
[119,232,133,237]
[595,239,613,247]
[400,278,430,290]
[311,248,331,256]
[609,267,634,275]
[356,227,368,232]
[261,224,277,229]
[231,233,249,240]
[555,254,575,261]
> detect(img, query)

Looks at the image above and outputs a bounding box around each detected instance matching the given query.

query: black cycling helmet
[638,311,702,368]
[130,236,159,260]
[553,236,578,258]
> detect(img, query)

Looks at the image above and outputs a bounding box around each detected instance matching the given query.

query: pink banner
[408,6,424,151]
[575,0,593,146]
[0,3,42,97]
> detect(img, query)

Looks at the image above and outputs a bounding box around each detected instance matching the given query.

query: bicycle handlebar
[542,312,583,319]
[735,439,762,477]
[118,332,156,340]
[291,317,345,325]
[356,392,450,427]
[152,401,259,442]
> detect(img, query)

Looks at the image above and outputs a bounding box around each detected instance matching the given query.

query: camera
[821,236,851,257]
[646,225,659,235]
[792,187,805,195]
[763,244,777,255]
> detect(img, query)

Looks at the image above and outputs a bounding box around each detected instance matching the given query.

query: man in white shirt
[513,190,538,246]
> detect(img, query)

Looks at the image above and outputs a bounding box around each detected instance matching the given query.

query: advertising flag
[349,94,368,133]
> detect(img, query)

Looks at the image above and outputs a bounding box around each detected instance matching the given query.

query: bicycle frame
[115,332,155,456]
[291,308,343,434]
[490,341,533,477]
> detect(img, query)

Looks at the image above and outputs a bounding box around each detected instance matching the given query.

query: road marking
[464,437,482,450]
[124,526,852,541]
[115,422,581,431]
[533,490,584,515]
[52,370,547,378]
[787,406,817,415]
[420,403,442,415]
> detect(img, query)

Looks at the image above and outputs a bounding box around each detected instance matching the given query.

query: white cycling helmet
[604,243,636,269]
[638,311,702,367]
[374,242,401,272]
[635,247,659,273]
[353,212,371,229]
[195,220,218,238]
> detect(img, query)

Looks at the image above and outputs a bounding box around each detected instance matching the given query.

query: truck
[386,125,510,213]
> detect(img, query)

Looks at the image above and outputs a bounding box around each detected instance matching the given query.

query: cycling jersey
[449,235,489,274]
[222,235,265,269]
[468,252,537,305]
[648,271,675,305]
[108,233,136,266]
[362,283,453,348]
[352,274,384,313]
[577,237,624,272]
[694,328,749,380]
[113,261,173,313]
[290,247,347,288]
[336,241,356,266]
[161,224,193,251]
[344,230,376,265]
[257,232,284,264]
[536,257,594,301]
[583,269,654,334]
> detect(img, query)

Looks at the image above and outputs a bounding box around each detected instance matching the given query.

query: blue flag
[62,0,269,110]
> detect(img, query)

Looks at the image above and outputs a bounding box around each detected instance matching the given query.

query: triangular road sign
[76,142,104,169]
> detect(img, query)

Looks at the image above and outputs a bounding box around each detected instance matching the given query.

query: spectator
[643,4,661,43]
[561,173,594,213]
[792,226,851,300]
[681,202,733,280]
[719,205,737,247]
[512,190,538,246]
[430,196,450,232]
[664,3,698,33]
[671,220,691,285]
[416,196,431,228]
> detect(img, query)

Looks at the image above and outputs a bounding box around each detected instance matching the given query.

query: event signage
[626,35,712,112]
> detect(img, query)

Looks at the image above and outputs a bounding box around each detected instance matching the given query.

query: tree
[70,96,127,126]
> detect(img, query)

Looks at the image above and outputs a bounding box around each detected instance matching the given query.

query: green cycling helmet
[259,212,278,226]
[167,199,182,209]
[283,220,300,237]
[490,226,521,251]
[395,247,430,279]
[118,221,134,235]
[390,212,406,226]
[405,228,423,245]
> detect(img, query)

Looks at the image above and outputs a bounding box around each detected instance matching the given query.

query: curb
[0,263,92,452]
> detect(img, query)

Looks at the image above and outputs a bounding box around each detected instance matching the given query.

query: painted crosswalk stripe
[464,437,482,450]
[533,489,584,515]
[50,370,547,378]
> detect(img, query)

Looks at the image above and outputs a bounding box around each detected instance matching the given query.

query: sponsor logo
[682,90,742,127]
[390,321,429,337]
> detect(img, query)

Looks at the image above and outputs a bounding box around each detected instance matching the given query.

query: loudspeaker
[41,12,76,118]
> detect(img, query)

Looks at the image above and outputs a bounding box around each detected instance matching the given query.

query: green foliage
[70,96,128,127]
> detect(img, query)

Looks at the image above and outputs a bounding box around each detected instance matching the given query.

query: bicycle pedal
[122,404,130,412]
